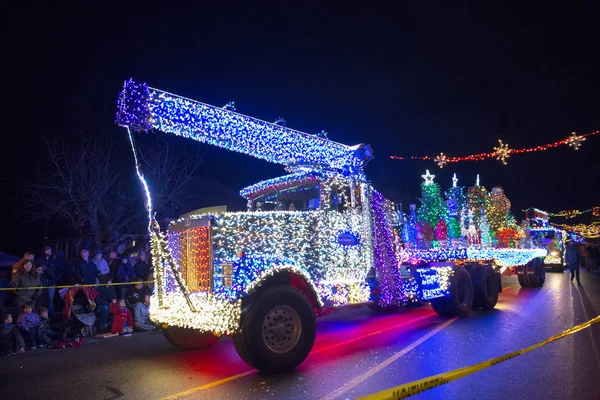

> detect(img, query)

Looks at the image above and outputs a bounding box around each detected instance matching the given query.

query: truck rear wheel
[233,285,316,373]
[472,264,499,310]
[162,326,220,350]
[517,265,529,287]
[526,258,545,288]
[431,267,473,317]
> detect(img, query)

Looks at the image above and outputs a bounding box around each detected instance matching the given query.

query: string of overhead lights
[547,207,599,218]
[390,130,599,168]
[551,222,600,239]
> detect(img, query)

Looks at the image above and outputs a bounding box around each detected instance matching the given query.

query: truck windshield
[254,183,320,212]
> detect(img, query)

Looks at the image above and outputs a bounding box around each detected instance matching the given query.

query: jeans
[97,304,110,329]
[47,286,55,314]
[21,327,42,347]
[569,263,580,283]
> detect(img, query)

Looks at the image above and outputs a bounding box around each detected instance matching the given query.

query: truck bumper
[149,292,242,335]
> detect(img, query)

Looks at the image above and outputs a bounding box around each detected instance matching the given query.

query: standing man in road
[37,246,58,314]
[566,241,582,286]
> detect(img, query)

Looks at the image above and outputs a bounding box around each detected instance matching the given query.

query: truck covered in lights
[117,79,547,372]
[523,208,567,272]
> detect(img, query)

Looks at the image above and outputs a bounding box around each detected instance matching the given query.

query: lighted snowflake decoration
[567,132,585,150]
[434,152,448,168]
[421,169,435,185]
[494,140,511,165]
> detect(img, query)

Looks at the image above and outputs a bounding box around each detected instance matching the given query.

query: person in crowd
[93,250,111,279]
[37,246,59,314]
[566,241,582,286]
[134,294,156,331]
[108,251,120,278]
[134,252,150,282]
[126,283,147,308]
[12,252,35,279]
[587,243,600,274]
[95,274,117,332]
[118,256,135,284]
[74,249,97,285]
[110,298,133,334]
[10,260,42,311]
[37,306,54,344]
[1,312,25,356]
[17,302,42,349]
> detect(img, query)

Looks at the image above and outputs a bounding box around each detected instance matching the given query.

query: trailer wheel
[431,267,473,317]
[233,285,316,373]
[517,265,529,287]
[472,264,499,310]
[526,258,544,288]
[163,326,220,350]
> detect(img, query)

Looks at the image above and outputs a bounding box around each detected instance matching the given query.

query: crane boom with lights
[116,79,547,373]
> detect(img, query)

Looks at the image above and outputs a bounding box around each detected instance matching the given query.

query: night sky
[3,1,599,255]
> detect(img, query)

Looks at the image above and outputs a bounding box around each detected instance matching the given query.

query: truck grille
[167,217,213,292]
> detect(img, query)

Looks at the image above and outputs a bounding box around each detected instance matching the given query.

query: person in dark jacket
[117,256,135,297]
[10,260,42,311]
[95,274,117,332]
[74,249,97,285]
[566,242,582,286]
[134,252,150,282]
[1,312,25,355]
[37,246,59,314]
[126,283,147,307]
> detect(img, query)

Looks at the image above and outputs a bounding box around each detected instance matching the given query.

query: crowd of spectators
[1,246,156,356]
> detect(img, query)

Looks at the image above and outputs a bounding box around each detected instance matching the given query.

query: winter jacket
[134,302,154,331]
[109,259,120,279]
[95,286,117,306]
[126,286,147,305]
[93,258,110,276]
[17,312,41,330]
[110,303,133,333]
[74,259,97,285]
[0,323,25,353]
[134,261,150,281]
[37,255,59,286]
[10,269,42,306]
[566,245,581,265]
[117,263,135,283]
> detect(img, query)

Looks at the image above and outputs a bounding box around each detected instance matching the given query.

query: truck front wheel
[162,326,220,350]
[233,285,316,373]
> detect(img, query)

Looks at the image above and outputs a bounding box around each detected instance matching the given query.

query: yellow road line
[159,370,256,400]
[319,318,458,400]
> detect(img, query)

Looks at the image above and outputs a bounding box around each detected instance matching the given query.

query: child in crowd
[17,302,42,349]
[110,298,133,334]
[1,312,25,356]
[126,283,147,307]
[134,295,156,331]
[38,306,54,345]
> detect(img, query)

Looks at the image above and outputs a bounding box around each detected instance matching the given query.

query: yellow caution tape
[0,281,155,291]
[358,314,600,400]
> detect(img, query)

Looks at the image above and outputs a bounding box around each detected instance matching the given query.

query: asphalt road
[2,270,600,400]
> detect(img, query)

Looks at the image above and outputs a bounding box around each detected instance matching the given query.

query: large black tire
[539,260,546,286]
[233,285,316,373]
[431,267,473,317]
[526,258,544,288]
[472,264,500,310]
[517,265,529,287]
[163,326,220,350]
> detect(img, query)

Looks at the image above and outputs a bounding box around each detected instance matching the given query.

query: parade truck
[116,80,546,372]
[523,208,567,272]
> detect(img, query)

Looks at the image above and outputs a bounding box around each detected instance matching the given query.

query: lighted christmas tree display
[466,176,489,225]
[445,173,465,241]
[417,170,448,234]
[487,186,512,233]
[479,208,492,247]
[407,204,417,247]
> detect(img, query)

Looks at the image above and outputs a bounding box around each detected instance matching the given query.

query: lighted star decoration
[493,140,511,165]
[434,152,448,168]
[422,169,435,185]
[567,132,585,150]
[452,173,458,188]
